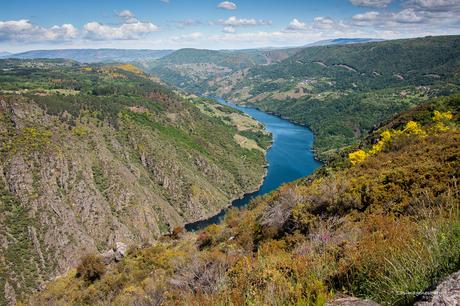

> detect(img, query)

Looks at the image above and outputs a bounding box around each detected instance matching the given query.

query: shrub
[76,254,106,283]
[348,150,367,165]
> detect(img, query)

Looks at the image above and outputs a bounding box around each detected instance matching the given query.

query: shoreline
[184,142,271,230]
[227,98,324,163]
[184,96,320,231]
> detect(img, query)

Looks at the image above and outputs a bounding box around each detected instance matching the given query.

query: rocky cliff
[0,59,269,304]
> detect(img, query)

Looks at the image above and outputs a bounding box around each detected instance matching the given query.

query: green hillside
[30,94,460,306]
[0,59,269,304]
[152,36,460,160]
[148,48,298,93]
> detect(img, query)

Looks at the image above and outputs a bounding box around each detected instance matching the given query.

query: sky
[0,0,459,52]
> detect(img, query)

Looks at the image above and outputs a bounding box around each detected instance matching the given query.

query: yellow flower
[433,110,453,122]
[369,130,392,155]
[434,122,449,132]
[404,121,425,135]
[349,150,368,165]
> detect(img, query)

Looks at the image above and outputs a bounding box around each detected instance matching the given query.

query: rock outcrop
[415,271,460,306]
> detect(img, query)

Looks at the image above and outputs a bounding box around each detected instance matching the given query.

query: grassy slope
[31,95,460,306]
[0,59,269,304]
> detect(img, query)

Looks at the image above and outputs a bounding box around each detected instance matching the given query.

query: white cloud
[393,8,423,23]
[218,1,237,10]
[285,18,308,32]
[171,32,204,42]
[219,16,272,27]
[84,11,159,40]
[0,19,78,42]
[223,26,236,33]
[83,22,159,40]
[313,17,335,29]
[349,0,393,8]
[407,0,460,11]
[352,11,380,21]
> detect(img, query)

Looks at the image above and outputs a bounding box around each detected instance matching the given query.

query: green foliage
[30,95,460,306]
[239,129,272,150]
[0,59,270,304]
[92,164,109,199]
[150,35,460,160]
[0,183,40,304]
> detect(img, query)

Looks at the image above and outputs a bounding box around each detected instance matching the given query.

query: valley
[186,98,322,231]
[0,59,270,303]
[0,34,459,306]
[150,35,460,160]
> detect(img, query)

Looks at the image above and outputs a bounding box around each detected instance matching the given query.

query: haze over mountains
[2,49,174,63]
[0,38,381,63]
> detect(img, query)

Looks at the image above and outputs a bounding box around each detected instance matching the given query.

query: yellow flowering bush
[432,110,454,132]
[349,150,368,165]
[403,121,426,136]
[433,110,453,122]
[350,120,428,166]
[369,130,392,155]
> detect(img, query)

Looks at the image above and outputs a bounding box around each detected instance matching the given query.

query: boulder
[327,294,380,306]
[415,271,460,306]
[101,242,128,264]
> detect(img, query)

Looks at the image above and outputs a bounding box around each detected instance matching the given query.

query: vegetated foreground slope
[0,59,270,304]
[153,35,460,160]
[31,95,459,305]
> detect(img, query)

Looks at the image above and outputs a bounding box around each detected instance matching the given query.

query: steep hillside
[148,48,298,93]
[31,95,460,306]
[0,59,269,304]
[152,35,460,160]
[222,36,460,159]
[6,49,174,63]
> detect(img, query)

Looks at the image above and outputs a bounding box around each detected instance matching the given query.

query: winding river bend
[185,99,321,231]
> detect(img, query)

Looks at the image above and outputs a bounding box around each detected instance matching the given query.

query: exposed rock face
[102,242,128,264]
[415,271,460,306]
[3,282,16,306]
[327,294,380,306]
[0,95,267,304]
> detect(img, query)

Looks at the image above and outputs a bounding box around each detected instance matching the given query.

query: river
[185,98,321,231]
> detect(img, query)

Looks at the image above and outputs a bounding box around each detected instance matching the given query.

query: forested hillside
[31,94,460,306]
[0,59,270,304]
[147,48,298,93]
[152,35,460,160]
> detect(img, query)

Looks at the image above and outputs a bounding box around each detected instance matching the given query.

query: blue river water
[185,99,322,231]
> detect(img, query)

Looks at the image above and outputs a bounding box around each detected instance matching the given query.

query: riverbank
[185,98,321,231]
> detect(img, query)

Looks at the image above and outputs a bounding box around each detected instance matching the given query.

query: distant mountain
[148,47,298,93]
[153,35,460,160]
[7,49,174,63]
[0,51,11,58]
[305,38,384,47]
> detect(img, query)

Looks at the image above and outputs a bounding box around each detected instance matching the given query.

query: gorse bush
[76,254,106,283]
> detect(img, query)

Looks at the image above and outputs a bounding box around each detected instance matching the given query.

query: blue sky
[1,0,459,52]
